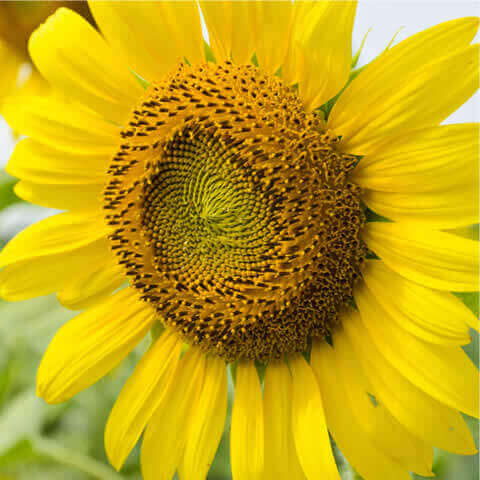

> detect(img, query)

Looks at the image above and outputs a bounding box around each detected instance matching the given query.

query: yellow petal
[363,222,479,291]
[343,311,477,454]
[290,354,340,480]
[329,17,479,155]
[329,332,434,476]
[199,1,231,62]
[37,288,155,404]
[448,224,480,241]
[57,256,125,311]
[363,187,479,229]
[361,260,475,344]
[2,96,120,154]
[296,1,357,111]
[105,329,182,471]
[0,238,111,301]
[359,127,480,228]
[89,1,204,82]
[280,2,315,85]
[355,285,479,418]
[231,362,264,480]
[0,212,107,268]
[14,180,102,212]
[180,355,228,480]
[264,361,305,480]
[141,347,205,480]
[311,341,413,480]
[7,139,107,185]
[353,124,479,192]
[14,68,49,99]
[200,1,255,64]
[250,1,295,76]
[29,8,142,125]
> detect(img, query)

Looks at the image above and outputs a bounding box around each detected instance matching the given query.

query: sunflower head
[104,61,367,361]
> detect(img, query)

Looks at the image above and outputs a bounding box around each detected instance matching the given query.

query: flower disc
[104,62,367,361]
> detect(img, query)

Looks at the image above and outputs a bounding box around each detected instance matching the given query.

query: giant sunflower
[1,2,479,479]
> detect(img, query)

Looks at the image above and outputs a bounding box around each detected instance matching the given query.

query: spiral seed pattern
[104,62,366,361]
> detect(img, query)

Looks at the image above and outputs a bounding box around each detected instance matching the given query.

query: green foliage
[0,173,19,212]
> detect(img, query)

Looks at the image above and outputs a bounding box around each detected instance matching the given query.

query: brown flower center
[104,62,366,361]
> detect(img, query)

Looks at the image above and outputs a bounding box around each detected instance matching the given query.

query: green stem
[31,435,124,480]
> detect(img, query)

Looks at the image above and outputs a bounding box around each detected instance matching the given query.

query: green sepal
[364,207,391,223]
[131,69,150,90]
[454,292,479,318]
[351,27,372,69]
[204,40,216,63]
[228,362,237,385]
[254,360,266,384]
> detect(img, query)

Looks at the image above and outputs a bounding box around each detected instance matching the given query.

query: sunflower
[1,1,479,479]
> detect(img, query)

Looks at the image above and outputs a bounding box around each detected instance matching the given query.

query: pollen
[103,61,366,362]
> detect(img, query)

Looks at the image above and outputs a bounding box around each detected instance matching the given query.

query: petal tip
[104,420,127,472]
[35,379,57,405]
[28,6,71,52]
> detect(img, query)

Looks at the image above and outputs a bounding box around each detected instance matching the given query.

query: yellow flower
[1,2,479,479]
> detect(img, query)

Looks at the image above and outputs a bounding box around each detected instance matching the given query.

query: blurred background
[0,1,478,479]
